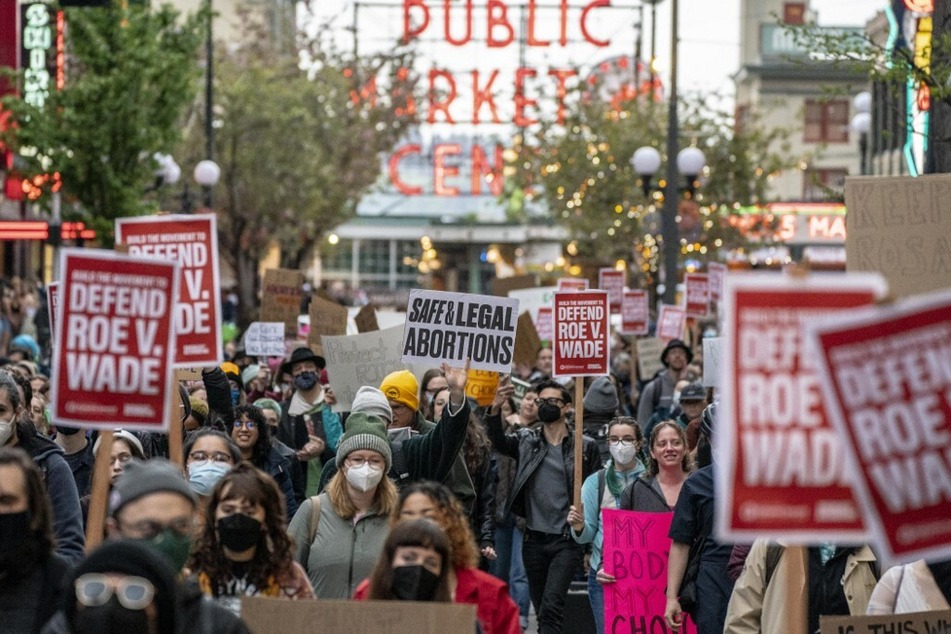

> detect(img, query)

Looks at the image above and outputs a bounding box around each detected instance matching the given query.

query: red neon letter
[471,144,504,197]
[434,144,462,196]
[560,0,569,46]
[580,0,610,47]
[403,0,430,41]
[514,67,539,127]
[548,68,577,125]
[472,70,501,124]
[527,0,550,47]
[444,0,473,46]
[428,69,457,124]
[486,0,515,48]
[389,144,423,195]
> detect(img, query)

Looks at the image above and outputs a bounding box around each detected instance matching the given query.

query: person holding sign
[637,339,693,435]
[567,416,647,634]
[485,378,600,634]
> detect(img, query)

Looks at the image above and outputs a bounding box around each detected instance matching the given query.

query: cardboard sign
[845,174,951,299]
[50,249,178,430]
[354,304,379,333]
[536,306,554,342]
[466,369,500,406]
[708,262,726,303]
[47,281,59,343]
[656,304,686,342]
[321,325,404,412]
[490,273,538,297]
[260,268,303,333]
[684,273,710,317]
[716,272,888,542]
[308,295,349,356]
[602,509,696,634]
[620,290,649,336]
[115,215,222,367]
[635,337,665,381]
[513,311,542,369]
[558,277,589,291]
[808,288,951,560]
[820,610,951,634]
[701,337,722,387]
[240,596,477,634]
[599,268,625,314]
[552,291,609,377]
[243,322,285,357]
[401,289,519,373]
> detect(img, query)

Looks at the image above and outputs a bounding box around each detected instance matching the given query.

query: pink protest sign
[684,273,710,317]
[552,290,609,377]
[708,262,726,303]
[598,268,625,313]
[557,277,589,291]
[535,306,553,342]
[620,290,648,336]
[602,509,695,634]
[656,304,686,341]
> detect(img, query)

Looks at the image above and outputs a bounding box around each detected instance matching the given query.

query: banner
[684,273,710,318]
[708,262,726,303]
[557,277,589,291]
[716,272,887,542]
[635,337,665,381]
[321,325,404,412]
[260,268,303,334]
[656,304,686,342]
[599,268,625,314]
[701,337,722,387]
[243,322,285,357]
[50,249,178,430]
[820,610,951,634]
[620,290,649,336]
[47,281,59,344]
[808,288,951,560]
[552,291,609,377]
[115,215,222,367]
[401,289,519,373]
[601,509,695,634]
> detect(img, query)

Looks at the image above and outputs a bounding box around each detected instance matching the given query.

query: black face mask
[293,371,318,391]
[537,402,562,423]
[391,564,439,601]
[0,510,40,585]
[57,425,83,436]
[217,513,263,552]
[72,598,151,633]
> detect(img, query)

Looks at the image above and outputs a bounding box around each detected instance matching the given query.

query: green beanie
[335,413,392,471]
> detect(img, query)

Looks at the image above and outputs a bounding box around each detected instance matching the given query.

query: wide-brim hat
[660,339,693,367]
[280,346,326,376]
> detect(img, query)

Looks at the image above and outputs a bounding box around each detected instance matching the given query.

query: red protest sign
[716,273,887,542]
[50,249,179,431]
[536,306,553,342]
[684,273,710,317]
[47,281,59,344]
[620,290,649,336]
[808,288,951,560]
[598,268,624,314]
[552,291,609,377]
[708,262,726,303]
[656,304,686,341]
[557,277,589,292]
[115,215,222,367]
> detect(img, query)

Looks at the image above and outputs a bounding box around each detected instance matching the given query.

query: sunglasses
[75,573,155,610]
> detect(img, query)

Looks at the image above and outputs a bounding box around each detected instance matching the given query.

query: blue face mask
[294,371,318,391]
[187,460,231,496]
[231,387,241,406]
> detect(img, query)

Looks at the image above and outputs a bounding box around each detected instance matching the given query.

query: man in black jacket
[486,378,601,634]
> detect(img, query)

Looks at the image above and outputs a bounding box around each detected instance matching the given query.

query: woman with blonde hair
[288,412,397,599]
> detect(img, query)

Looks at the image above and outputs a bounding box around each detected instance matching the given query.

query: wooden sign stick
[573,377,584,508]
[85,430,113,552]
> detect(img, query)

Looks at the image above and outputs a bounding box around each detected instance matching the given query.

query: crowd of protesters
[2,278,951,634]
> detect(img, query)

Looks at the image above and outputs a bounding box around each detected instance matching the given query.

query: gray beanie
[350,386,393,425]
[109,458,197,517]
[335,413,392,471]
[583,377,619,414]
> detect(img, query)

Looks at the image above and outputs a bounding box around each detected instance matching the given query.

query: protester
[637,339,692,433]
[287,412,397,598]
[515,388,539,428]
[418,368,448,422]
[253,397,305,503]
[866,559,951,614]
[189,463,313,615]
[485,378,601,634]
[650,381,707,449]
[460,411,498,565]
[581,376,620,464]
[30,391,50,436]
[430,385,451,423]
[360,519,454,602]
[53,423,94,498]
[184,429,240,500]
[228,405,298,519]
[0,446,70,634]
[568,416,646,634]
[619,421,691,512]
[527,346,553,382]
[221,362,245,408]
[82,430,147,532]
[185,397,209,432]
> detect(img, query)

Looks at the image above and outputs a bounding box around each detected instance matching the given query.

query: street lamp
[154,153,221,212]
[851,91,872,175]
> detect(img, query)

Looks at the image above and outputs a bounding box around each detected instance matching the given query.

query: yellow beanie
[380,370,419,412]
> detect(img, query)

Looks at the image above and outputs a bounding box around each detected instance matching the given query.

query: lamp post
[851,91,872,176]
[154,154,221,212]
[203,0,215,208]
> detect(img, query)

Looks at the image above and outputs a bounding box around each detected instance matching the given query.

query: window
[804,99,849,143]
[783,3,806,25]
[802,168,847,201]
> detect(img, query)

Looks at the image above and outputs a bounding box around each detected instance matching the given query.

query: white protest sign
[702,337,721,387]
[508,286,556,330]
[244,322,286,357]
[322,325,405,412]
[635,337,665,381]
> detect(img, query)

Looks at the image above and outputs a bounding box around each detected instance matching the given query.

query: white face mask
[609,442,639,466]
[345,462,384,492]
[0,420,14,446]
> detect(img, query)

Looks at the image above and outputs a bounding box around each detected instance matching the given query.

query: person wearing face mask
[0,447,70,634]
[360,519,453,602]
[580,376,621,465]
[567,417,646,634]
[183,429,240,503]
[485,378,601,634]
[189,463,313,615]
[287,412,397,599]
[53,422,94,498]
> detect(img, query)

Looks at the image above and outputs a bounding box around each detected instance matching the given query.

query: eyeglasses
[187,451,233,464]
[346,456,386,469]
[75,574,155,610]
[233,420,256,430]
[534,397,565,407]
[118,518,194,541]
[608,438,639,447]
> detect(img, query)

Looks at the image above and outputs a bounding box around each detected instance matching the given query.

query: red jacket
[354,566,520,634]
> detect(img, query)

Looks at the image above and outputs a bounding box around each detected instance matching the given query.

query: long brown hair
[366,519,453,601]
[327,464,398,521]
[463,412,491,476]
[0,447,53,558]
[188,463,295,594]
[392,481,479,569]
[647,421,692,476]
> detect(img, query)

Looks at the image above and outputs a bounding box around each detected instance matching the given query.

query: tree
[0,1,205,238]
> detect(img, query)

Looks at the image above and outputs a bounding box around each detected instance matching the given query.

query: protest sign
[820,610,951,634]
[684,273,710,317]
[601,509,694,634]
[620,290,649,336]
[708,262,727,303]
[716,272,887,542]
[807,288,951,560]
[241,596,477,634]
[308,295,349,356]
[514,311,542,369]
[243,322,285,357]
[260,268,303,334]
[536,306,554,342]
[558,277,589,291]
[354,304,379,333]
[599,268,625,313]
[656,304,686,342]
[490,273,538,297]
[512,377,532,409]
[115,215,221,366]
[508,286,556,327]
[321,325,404,412]
[845,174,951,299]
[47,281,59,343]
[702,337,722,387]
[50,249,178,430]
[401,289,519,373]
[552,291,609,377]
[635,337,665,381]
[466,369,500,407]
